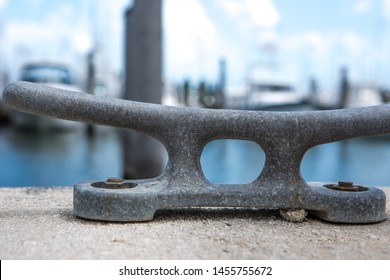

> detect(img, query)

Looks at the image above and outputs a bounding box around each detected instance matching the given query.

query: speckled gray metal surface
[3,81,389,223]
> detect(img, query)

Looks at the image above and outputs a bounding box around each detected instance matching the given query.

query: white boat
[12,62,85,131]
[243,43,306,110]
[345,86,383,108]
[246,70,306,110]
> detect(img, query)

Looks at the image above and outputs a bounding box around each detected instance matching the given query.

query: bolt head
[107,177,124,183]
[338,181,354,187]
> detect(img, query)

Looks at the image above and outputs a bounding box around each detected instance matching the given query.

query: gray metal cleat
[3,81,389,223]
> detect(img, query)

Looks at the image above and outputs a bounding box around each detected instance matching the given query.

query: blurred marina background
[0,0,389,187]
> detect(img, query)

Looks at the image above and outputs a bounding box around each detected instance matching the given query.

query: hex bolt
[105,177,126,189]
[338,181,354,187]
[91,178,138,189]
[107,177,124,183]
[324,181,367,192]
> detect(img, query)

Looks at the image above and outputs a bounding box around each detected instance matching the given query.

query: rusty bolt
[107,177,124,183]
[91,178,137,189]
[324,181,366,192]
[338,181,354,187]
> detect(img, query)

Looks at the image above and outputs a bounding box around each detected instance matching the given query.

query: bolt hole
[91,181,138,189]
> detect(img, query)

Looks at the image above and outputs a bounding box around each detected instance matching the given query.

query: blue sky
[1,0,390,94]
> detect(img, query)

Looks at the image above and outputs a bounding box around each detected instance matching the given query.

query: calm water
[0,126,123,186]
[202,137,390,186]
[0,125,389,187]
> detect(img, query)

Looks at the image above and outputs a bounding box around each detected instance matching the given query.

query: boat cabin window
[21,65,74,85]
[251,84,293,92]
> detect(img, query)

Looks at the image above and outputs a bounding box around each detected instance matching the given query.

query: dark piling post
[123,0,163,179]
[86,51,96,135]
[338,67,350,109]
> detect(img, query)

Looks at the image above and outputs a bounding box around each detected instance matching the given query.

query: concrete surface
[0,187,389,260]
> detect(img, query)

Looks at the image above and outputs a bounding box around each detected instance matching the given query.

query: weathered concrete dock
[0,187,389,259]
